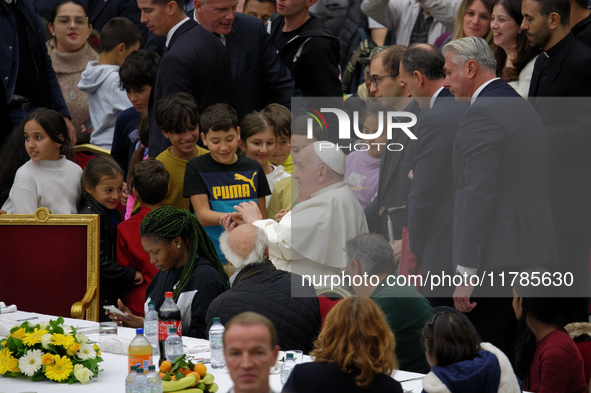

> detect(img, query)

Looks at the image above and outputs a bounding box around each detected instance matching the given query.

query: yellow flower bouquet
[0,317,103,384]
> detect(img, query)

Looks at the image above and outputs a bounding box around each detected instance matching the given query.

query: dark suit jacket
[572,13,591,49]
[407,89,467,280]
[453,79,556,272]
[223,13,295,114]
[528,33,591,280]
[365,100,421,239]
[148,19,233,156]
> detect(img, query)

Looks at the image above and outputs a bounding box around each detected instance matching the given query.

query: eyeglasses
[54,16,89,27]
[369,73,398,88]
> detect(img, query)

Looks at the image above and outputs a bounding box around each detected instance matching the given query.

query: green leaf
[31,373,46,382]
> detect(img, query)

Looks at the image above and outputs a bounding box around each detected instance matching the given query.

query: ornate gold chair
[0,208,100,321]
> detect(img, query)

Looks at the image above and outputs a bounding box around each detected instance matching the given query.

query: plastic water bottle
[165,326,183,362]
[128,328,153,372]
[132,367,149,393]
[280,353,296,384]
[146,365,163,393]
[209,317,225,369]
[125,365,137,393]
[144,302,160,358]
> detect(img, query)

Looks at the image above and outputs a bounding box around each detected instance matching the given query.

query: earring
[177,244,181,249]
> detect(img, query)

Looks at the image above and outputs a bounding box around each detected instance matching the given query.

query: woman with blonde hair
[282,297,403,393]
[435,0,495,48]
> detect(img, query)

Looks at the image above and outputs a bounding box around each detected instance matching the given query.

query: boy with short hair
[267,115,326,219]
[115,158,169,316]
[111,49,161,178]
[154,93,209,211]
[78,17,141,150]
[183,103,271,270]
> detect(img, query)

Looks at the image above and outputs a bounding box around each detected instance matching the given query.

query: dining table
[0,307,426,393]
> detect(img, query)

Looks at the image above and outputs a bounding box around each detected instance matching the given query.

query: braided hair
[140,206,229,301]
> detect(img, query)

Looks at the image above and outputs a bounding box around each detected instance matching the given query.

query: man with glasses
[364,45,420,266]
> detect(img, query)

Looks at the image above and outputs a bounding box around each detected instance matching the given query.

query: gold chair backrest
[0,208,100,321]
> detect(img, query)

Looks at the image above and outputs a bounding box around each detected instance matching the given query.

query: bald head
[219,224,268,269]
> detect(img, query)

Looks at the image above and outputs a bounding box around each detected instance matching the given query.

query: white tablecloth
[0,310,425,393]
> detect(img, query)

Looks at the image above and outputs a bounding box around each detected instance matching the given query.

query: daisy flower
[51,333,75,349]
[0,347,17,374]
[45,355,73,382]
[18,349,42,376]
[22,328,49,347]
[76,344,97,360]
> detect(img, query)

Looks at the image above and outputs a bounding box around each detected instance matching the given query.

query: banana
[208,382,219,393]
[201,373,214,385]
[174,389,203,393]
[163,374,198,392]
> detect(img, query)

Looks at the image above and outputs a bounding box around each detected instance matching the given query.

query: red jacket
[116,207,158,316]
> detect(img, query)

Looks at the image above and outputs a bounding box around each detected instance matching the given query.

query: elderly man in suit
[399,43,467,305]
[442,36,556,352]
[191,0,295,115]
[137,0,234,157]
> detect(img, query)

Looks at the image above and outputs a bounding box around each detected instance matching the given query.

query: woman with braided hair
[107,206,229,338]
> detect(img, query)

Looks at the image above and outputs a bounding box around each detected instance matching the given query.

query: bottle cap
[148,301,155,308]
[136,368,144,373]
[165,292,173,298]
[168,326,177,334]
[131,365,137,371]
[136,328,144,335]
[148,365,156,371]
[213,317,221,323]
[286,353,294,360]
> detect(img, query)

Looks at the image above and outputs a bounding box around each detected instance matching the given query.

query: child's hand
[234,201,262,224]
[121,182,129,207]
[133,271,144,285]
[107,299,143,328]
[274,209,287,222]
[220,213,238,231]
[230,211,244,226]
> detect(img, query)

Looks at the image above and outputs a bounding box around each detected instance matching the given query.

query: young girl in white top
[2,109,82,214]
[238,111,290,205]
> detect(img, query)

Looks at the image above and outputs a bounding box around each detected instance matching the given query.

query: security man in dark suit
[192,0,295,115]
[137,0,234,157]
[522,0,591,323]
[399,43,467,306]
[442,37,557,352]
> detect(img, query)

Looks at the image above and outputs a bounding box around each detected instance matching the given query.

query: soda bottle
[144,301,160,358]
[128,328,153,372]
[165,326,183,362]
[125,365,137,393]
[280,353,296,384]
[146,365,163,393]
[132,367,149,393]
[209,317,225,369]
[157,292,182,364]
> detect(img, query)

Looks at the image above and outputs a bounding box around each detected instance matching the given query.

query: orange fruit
[179,368,191,376]
[160,360,172,373]
[188,371,201,384]
[194,363,207,377]
[159,372,166,379]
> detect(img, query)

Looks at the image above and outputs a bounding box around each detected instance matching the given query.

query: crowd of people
[1,0,591,392]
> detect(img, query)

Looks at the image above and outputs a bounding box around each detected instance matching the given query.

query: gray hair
[345,233,396,275]
[442,37,496,74]
[219,226,268,269]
